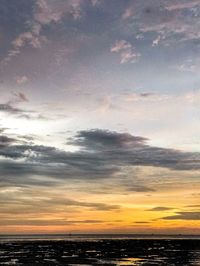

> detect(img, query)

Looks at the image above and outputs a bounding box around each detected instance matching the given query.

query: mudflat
[0,239,199,265]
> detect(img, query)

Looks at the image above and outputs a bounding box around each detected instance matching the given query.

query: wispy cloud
[16,76,29,85]
[111,40,140,64]
[3,0,85,64]
[12,92,29,103]
[0,219,105,226]
[35,0,83,24]
[12,31,47,49]
[165,1,200,11]
[122,0,200,43]
[123,92,168,102]
[0,103,24,115]
[134,221,151,224]
[161,211,200,220]
[148,206,174,211]
[0,98,49,120]
[185,204,200,208]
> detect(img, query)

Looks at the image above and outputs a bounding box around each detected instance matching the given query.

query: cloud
[152,35,162,46]
[56,199,120,211]
[96,96,115,113]
[12,31,47,49]
[165,1,200,11]
[0,218,105,226]
[3,0,84,64]
[34,0,83,24]
[126,185,155,192]
[0,101,38,120]
[4,29,47,64]
[69,129,147,151]
[185,205,200,208]
[0,97,49,120]
[122,0,200,43]
[0,129,200,188]
[0,103,24,115]
[16,76,29,85]
[91,0,100,7]
[120,50,140,64]
[2,49,20,63]
[111,40,140,64]
[111,40,132,52]
[40,197,121,211]
[0,187,120,221]
[148,206,174,211]
[172,58,200,75]
[12,92,29,102]
[123,92,168,102]
[161,211,200,220]
[0,135,17,148]
[134,221,150,224]
[0,128,7,134]
[139,92,155,98]
[0,102,47,120]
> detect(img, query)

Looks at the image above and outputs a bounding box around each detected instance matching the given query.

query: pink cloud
[111,40,140,64]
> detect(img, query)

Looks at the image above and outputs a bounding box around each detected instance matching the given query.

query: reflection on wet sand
[0,239,199,265]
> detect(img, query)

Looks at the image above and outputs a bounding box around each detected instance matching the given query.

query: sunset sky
[0,0,200,234]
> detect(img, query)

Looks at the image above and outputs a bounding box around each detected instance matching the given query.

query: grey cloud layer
[0,219,105,226]
[0,129,200,188]
[0,103,25,115]
[148,207,174,211]
[161,212,200,220]
[0,193,120,214]
[0,101,49,120]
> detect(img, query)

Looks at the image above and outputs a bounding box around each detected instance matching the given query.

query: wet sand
[0,239,199,265]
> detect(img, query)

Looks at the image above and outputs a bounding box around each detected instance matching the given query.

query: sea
[0,234,199,265]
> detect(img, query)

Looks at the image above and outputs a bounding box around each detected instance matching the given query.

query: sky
[0,0,200,234]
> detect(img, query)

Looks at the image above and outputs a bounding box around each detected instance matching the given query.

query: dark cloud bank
[148,206,174,211]
[161,211,200,221]
[0,129,200,188]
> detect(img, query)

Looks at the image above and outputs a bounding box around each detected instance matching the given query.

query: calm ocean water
[0,235,199,265]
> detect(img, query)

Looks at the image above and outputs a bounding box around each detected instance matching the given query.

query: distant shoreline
[0,233,199,240]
